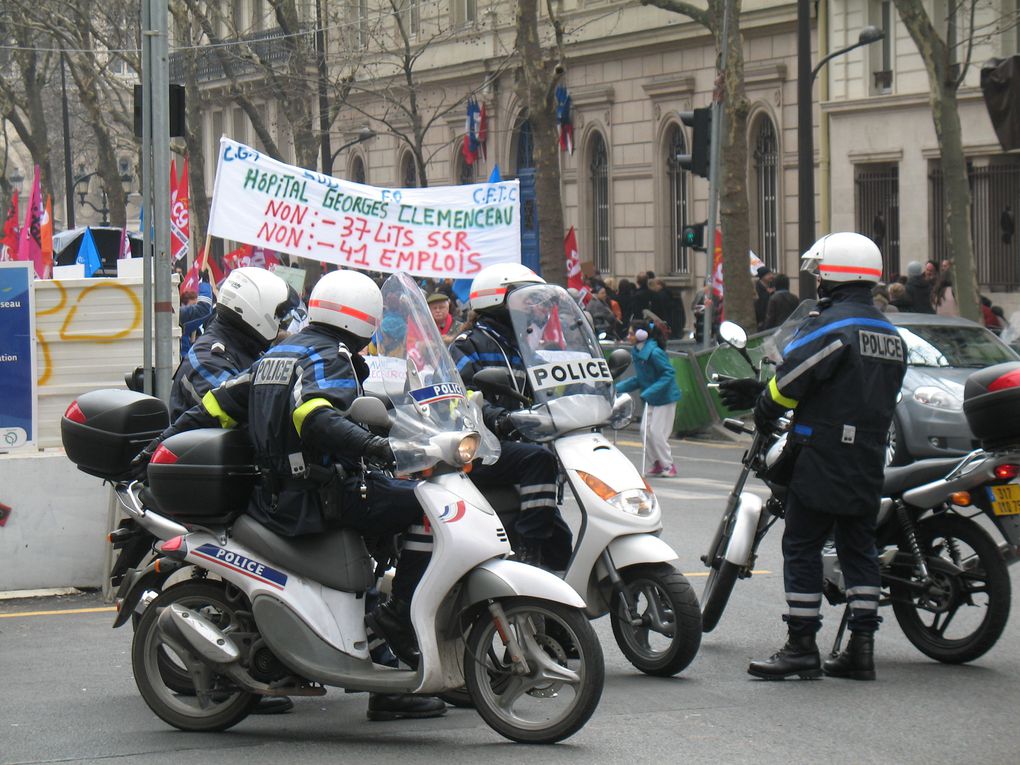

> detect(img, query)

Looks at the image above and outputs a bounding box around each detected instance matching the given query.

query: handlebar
[723,417,755,436]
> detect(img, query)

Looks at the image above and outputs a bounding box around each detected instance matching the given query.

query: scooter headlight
[576,471,657,516]
[456,434,480,464]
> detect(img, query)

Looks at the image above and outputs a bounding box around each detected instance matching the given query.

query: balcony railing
[170,25,313,84]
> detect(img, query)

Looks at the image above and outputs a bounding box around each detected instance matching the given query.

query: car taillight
[150,445,178,465]
[994,464,1020,480]
[64,401,86,424]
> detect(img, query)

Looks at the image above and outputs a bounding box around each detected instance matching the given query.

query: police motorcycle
[60,273,605,745]
[469,282,703,677]
[701,311,1017,664]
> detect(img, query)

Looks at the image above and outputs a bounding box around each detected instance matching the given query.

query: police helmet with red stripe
[308,269,383,340]
[800,232,883,287]
[469,263,546,312]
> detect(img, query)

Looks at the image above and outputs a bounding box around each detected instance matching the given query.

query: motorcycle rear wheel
[131,580,259,731]
[890,514,1011,664]
[464,598,603,744]
[609,564,702,676]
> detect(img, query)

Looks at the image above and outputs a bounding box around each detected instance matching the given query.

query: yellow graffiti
[36,280,144,387]
[59,282,142,342]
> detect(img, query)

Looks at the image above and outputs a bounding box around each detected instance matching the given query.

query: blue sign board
[0,262,36,448]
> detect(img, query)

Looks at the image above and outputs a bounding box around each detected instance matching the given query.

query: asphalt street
[2,434,1019,765]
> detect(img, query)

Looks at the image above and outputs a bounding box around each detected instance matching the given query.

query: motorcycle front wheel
[609,564,702,676]
[464,598,603,744]
[131,580,259,731]
[890,514,1011,664]
[700,503,741,633]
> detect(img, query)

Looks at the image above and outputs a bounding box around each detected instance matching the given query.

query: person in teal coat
[615,320,682,476]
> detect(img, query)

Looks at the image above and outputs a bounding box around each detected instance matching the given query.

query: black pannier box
[963,362,1020,450]
[146,429,258,524]
[61,389,169,480]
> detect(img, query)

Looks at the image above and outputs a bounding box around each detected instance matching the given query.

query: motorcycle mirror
[719,321,747,349]
[348,396,392,432]
[608,348,632,380]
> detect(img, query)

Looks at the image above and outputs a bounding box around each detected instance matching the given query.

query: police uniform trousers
[338,472,431,603]
[469,441,572,568]
[782,492,882,637]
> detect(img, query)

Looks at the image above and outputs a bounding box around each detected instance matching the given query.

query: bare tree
[514,0,567,285]
[891,0,1002,322]
[640,0,755,330]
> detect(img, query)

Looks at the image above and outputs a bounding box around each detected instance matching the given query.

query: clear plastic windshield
[364,273,499,473]
[761,299,817,364]
[506,284,615,438]
[706,301,816,387]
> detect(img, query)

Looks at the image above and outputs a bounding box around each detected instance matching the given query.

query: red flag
[179,257,201,296]
[710,228,723,300]
[223,243,254,274]
[541,304,566,349]
[1,190,19,262]
[204,245,225,285]
[250,245,280,270]
[18,166,45,277]
[171,158,191,267]
[40,195,53,278]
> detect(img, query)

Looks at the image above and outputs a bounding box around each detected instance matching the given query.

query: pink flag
[17,166,45,278]
[0,190,18,262]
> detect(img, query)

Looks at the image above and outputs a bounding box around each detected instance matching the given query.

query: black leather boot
[365,598,420,669]
[747,634,822,680]
[516,539,544,568]
[252,696,294,715]
[366,693,447,721]
[823,631,876,681]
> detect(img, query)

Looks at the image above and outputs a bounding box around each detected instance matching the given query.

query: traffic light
[681,222,706,251]
[677,106,712,179]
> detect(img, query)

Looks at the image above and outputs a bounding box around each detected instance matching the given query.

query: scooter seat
[883,457,963,498]
[231,514,376,593]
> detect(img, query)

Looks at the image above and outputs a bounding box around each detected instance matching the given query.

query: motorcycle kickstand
[601,550,642,626]
[829,605,850,658]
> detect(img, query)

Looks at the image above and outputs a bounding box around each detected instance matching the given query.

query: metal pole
[796,0,816,300]
[152,0,173,403]
[141,0,153,395]
[702,0,732,349]
[315,0,333,176]
[60,54,75,230]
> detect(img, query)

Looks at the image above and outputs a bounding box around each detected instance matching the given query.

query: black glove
[364,436,396,468]
[129,437,161,481]
[493,412,519,440]
[753,394,785,435]
[718,378,765,411]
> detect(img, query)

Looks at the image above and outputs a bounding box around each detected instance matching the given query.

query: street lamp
[330,127,377,167]
[797,1,885,298]
[73,169,134,227]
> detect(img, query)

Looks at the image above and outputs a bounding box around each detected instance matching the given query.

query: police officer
[147,269,445,720]
[450,263,572,570]
[169,267,298,420]
[722,233,906,681]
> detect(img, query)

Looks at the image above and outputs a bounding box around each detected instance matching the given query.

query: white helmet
[308,269,383,340]
[800,232,883,285]
[218,267,297,343]
[469,263,546,312]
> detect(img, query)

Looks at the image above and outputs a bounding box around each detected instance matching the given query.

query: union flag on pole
[40,195,53,278]
[0,190,19,262]
[170,158,190,268]
[17,166,45,278]
[564,226,590,305]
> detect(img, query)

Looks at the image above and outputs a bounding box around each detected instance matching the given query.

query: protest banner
[207,138,521,280]
[0,262,37,448]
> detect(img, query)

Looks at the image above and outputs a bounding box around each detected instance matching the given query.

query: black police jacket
[167,323,377,536]
[450,317,528,430]
[757,286,907,515]
[168,316,266,420]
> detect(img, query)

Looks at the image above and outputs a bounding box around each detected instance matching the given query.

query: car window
[897,324,1019,368]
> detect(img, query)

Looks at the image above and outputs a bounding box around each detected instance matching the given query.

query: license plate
[988,484,1020,516]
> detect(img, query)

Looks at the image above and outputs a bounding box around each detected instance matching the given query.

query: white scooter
[471,283,702,677]
[61,274,604,745]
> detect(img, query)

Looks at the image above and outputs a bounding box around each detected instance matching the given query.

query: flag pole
[200,232,217,299]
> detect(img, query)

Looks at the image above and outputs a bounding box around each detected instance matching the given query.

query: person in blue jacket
[616,319,682,476]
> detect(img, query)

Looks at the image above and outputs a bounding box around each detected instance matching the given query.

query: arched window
[516,119,534,172]
[401,152,417,188]
[457,153,474,185]
[350,154,366,185]
[753,116,779,271]
[666,123,690,273]
[589,132,610,273]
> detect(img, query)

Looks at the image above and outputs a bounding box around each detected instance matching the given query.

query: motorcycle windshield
[760,299,817,364]
[506,284,615,437]
[365,272,499,474]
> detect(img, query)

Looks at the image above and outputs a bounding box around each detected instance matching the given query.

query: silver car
[886,312,1020,465]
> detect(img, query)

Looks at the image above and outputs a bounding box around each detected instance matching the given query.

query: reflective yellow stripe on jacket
[768,376,799,410]
[201,391,238,429]
[293,397,333,437]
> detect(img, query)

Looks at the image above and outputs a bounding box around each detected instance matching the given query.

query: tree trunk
[893,0,979,321]
[515,0,566,285]
[171,2,210,244]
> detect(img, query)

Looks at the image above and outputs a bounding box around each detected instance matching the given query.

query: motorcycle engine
[248,639,289,682]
